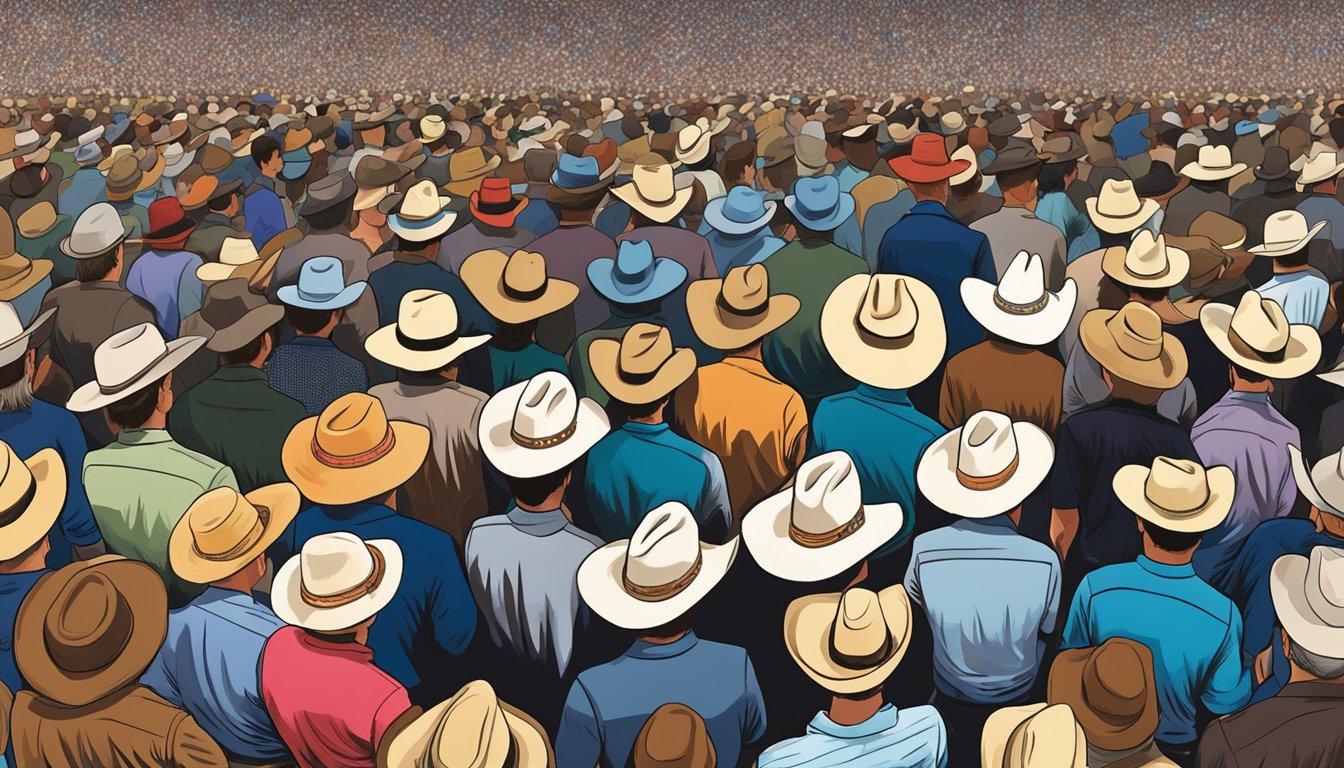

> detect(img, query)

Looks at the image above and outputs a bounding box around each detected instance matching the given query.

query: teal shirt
[488,342,566,393]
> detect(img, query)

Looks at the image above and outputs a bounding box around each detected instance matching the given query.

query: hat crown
[1263,210,1311,245]
[0,302,23,347]
[858,275,918,339]
[93,323,169,391]
[200,280,268,330]
[298,532,377,600]
[614,240,657,287]
[631,156,676,204]
[146,198,186,232]
[399,180,446,221]
[997,252,1048,306]
[434,680,511,767]
[315,392,393,458]
[833,588,891,659]
[477,177,514,205]
[68,202,126,255]
[1008,705,1083,767]
[793,176,841,218]
[45,571,133,674]
[720,264,771,314]
[1104,302,1166,363]
[791,452,863,535]
[1143,457,1212,515]
[185,487,265,559]
[0,440,35,516]
[957,411,1019,482]
[295,256,348,300]
[1123,231,1174,279]
[1082,641,1149,719]
[1096,180,1142,217]
[1229,291,1291,356]
[502,251,548,296]
[512,371,580,443]
[624,502,703,592]
[398,290,460,341]
[722,186,768,223]
[1304,547,1344,627]
[618,323,674,377]
[218,237,260,267]
[907,133,952,167]
[1198,144,1234,170]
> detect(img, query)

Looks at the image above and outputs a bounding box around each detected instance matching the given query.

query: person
[559,502,765,768]
[1248,210,1331,328]
[438,177,537,273]
[262,532,413,768]
[1164,145,1243,236]
[699,185,785,274]
[377,679,552,768]
[57,126,107,217]
[943,144,1002,227]
[971,142,1068,290]
[613,154,717,282]
[1036,133,1097,259]
[10,555,228,767]
[267,256,369,415]
[1229,147,1306,255]
[1047,639,1175,767]
[1061,456,1252,761]
[980,703,1086,768]
[631,704,716,768]
[1295,148,1344,254]
[182,176,246,262]
[676,117,730,199]
[0,207,53,325]
[126,198,203,336]
[141,484,299,766]
[459,248,574,392]
[243,135,289,249]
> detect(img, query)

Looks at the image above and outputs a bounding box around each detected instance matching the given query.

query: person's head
[358,204,388,228]
[309,614,377,645]
[1228,362,1272,392]
[285,304,341,337]
[721,141,756,188]
[1100,368,1165,405]
[609,394,670,424]
[997,164,1040,207]
[0,347,35,414]
[212,553,268,593]
[75,243,123,283]
[1126,284,1170,305]
[1276,246,1311,270]
[219,328,274,368]
[1282,627,1344,680]
[397,228,449,255]
[303,197,355,233]
[507,464,572,509]
[358,125,386,149]
[250,136,283,176]
[208,190,242,217]
[760,159,798,195]
[639,610,694,641]
[907,178,949,203]
[1137,518,1203,558]
[1037,160,1078,195]
[105,373,172,430]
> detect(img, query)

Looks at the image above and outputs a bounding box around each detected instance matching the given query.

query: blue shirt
[1061,556,1252,744]
[583,422,731,542]
[836,163,869,193]
[1256,269,1330,328]
[809,386,945,558]
[759,704,947,768]
[367,256,494,333]
[264,336,368,416]
[0,569,44,766]
[140,588,289,761]
[270,502,477,689]
[877,200,997,360]
[244,178,287,250]
[556,632,766,768]
[905,516,1062,703]
[0,398,102,567]
[125,248,205,337]
[515,198,560,238]
[58,166,107,217]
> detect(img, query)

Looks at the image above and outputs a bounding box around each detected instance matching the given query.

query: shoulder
[162,439,232,478]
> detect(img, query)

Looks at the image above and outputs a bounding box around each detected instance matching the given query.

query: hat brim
[577,537,739,630]
[196,260,252,283]
[588,340,696,405]
[1270,553,1344,659]
[388,200,457,242]
[611,183,694,224]
[741,490,903,583]
[1247,220,1329,257]
[887,156,971,184]
[685,278,799,351]
[1112,463,1234,533]
[587,256,687,305]
[1296,162,1344,187]
[1179,161,1248,181]
[60,224,130,260]
[381,692,550,768]
[276,281,367,311]
[916,421,1054,518]
[1290,445,1344,519]
[0,306,54,368]
[1078,310,1187,389]
[820,274,947,389]
[1198,302,1322,379]
[702,198,776,235]
[281,418,430,505]
[460,250,579,324]
[960,278,1077,347]
[168,483,301,584]
[1084,197,1161,235]
[140,218,199,245]
[1100,245,1191,288]
[479,377,609,478]
[271,539,404,631]
[1047,644,1159,752]
[352,184,394,212]
[783,585,912,695]
[204,303,286,353]
[0,448,65,560]
[365,324,492,372]
[469,195,530,229]
[66,335,206,412]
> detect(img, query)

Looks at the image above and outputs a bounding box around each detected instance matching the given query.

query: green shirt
[83,428,237,604]
[487,342,567,393]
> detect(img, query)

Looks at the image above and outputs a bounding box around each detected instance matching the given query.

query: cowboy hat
[443,147,501,197]
[686,264,798,351]
[981,142,1044,175]
[1296,148,1344,187]
[1038,133,1088,163]
[1101,230,1190,289]
[961,251,1077,346]
[1079,303,1187,389]
[1248,210,1328,257]
[578,501,737,630]
[784,583,912,695]
[1113,456,1234,533]
[947,144,981,186]
[352,105,396,131]
[917,411,1053,518]
[298,173,356,218]
[1180,144,1247,180]
[674,117,727,166]
[784,175,856,232]
[743,451,903,583]
[612,154,695,224]
[1271,546,1344,660]
[703,186,775,235]
[180,175,243,211]
[0,441,64,561]
[59,201,129,259]
[138,198,198,248]
[821,274,946,390]
[378,680,550,768]
[980,704,1086,768]
[1085,179,1161,234]
[388,179,457,241]
[548,142,619,201]
[277,256,368,311]
[461,249,578,325]
[633,703,716,768]
[272,532,404,632]
[282,393,430,505]
[197,236,267,283]
[14,201,66,240]
[1290,444,1344,520]
[469,177,530,228]
[0,303,53,368]
[1048,638,1159,752]
[1199,291,1321,378]
[587,240,688,306]
[479,371,608,478]
[888,133,970,183]
[67,323,205,412]
[169,483,300,584]
[198,279,285,353]
[589,323,696,406]
[0,211,53,304]
[365,289,491,372]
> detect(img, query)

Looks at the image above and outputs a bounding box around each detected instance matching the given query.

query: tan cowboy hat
[578,501,738,630]
[1113,456,1234,533]
[961,251,1077,346]
[66,323,206,413]
[15,201,64,240]
[443,147,502,197]
[365,289,492,372]
[378,680,551,768]
[460,249,579,325]
[1048,638,1160,753]
[271,531,404,632]
[821,273,946,389]
[589,323,696,405]
[1078,303,1187,389]
[1101,230,1190,289]
[917,411,1053,518]
[634,704,716,768]
[198,236,264,283]
[1180,144,1247,180]
[1270,546,1344,659]
[1199,291,1321,378]
[784,583,911,695]
[168,483,301,584]
[0,441,64,561]
[0,208,52,302]
[1248,210,1328,258]
[479,371,609,478]
[15,555,167,707]
[685,264,799,351]
[612,154,695,224]
[1085,179,1161,234]
[980,704,1086,768]
[281,392,431,505]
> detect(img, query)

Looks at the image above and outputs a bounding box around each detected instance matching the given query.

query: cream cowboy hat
[1079,303,1187,389]
[378,680,550,768]
[1296,148,1344,187]
[0,303,53,368]
[742,451,903,583]
[917,411,1053,518]
[611,154,695,224]
[674,117,728,166]
[1290,444,1344,520]
[271,532,404,632]
[1113,456,1235,533]
[1199,291,1321,379]
[197,237,264,283]
[1180,144,1247,181]
[685,264,799,351]
[0,441,65,561]
[783,583,912,695]
[1271,547,1344,659]
[387,179,458,241]
[1248,210,1328,258]
[1085,179,1161,235]
[365,289,492,372]
[948,144,980,186]
[1101,230,1191,289]
[168,483,301,584]
[479,371,609,479]
[66,324,206,413]
[578,502,738,630]
[460,249,579,325]
[821,274,946,390]
[961,251,1077,346]
[589,323,696,405]
[981,704,1086,768]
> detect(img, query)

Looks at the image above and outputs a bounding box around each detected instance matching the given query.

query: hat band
[622,552,702,602]
[827,619,894,671]
[1145,485,1211,516]
[476,199,519,215]
[618,363,664,386]
[511,417,578,449]
[312,427,397,469]
[98,345,175,396]
[396,327,460,353]
[789,508,866,548]
[300,543,386,608]
[717,293,768,318]
[503,278,548,302]
[0,471,37,528]
[993,290,1050,315]
[193,505,269,562]
[1227,326,1287,364]
[957,454,1020,491]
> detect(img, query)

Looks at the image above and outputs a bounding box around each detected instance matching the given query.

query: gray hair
[0,377,32,414]
[1288,636,1344,680]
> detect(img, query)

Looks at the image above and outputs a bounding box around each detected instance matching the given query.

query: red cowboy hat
[469,177,529,228]
[140,198,198,249]
[888,133,971,184]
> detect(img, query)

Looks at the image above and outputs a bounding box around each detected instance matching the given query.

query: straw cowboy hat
[365,289,491,373]
[1199,290,1321,379]
[1271,546,1344,659]
[578,501,738,630]
[1296,148,1344,187]
[685,264,799,351]
[1048,638,1159,753]
[1248,210,1328,258]
[282,393,429,505]
[272,532,404,632]
[443,147,501,197]
[633,703,716,768]
[1101,230,1191,289]
[479,371,610,479]
[612,154,695,224]
[675,117,728,166]
[888,133,970,183]
[388,179,458,241]
[1113,456,1234,534]
[15,555,167,707]
[67,323,205,413]
[198,279,285,353]
[14,201,66,241]
[917,411,1053,518]
[961,251,1077,346]
[197,235,278,284]
[60,201,129,259]
[821,274,947,390]
[169,483,300,584]
[1180,144,1247,180]
[743,451,903,583]
[948,144,980,186]
[0,209,52,301]
[0,303,53,368]
[1079,303,1187,389]
[1085,179,1161,235]
[1290,444,1344,519]
[784,583,912,695]
[0,440,64,561]
[461,249,578,325]
[589,323,696,405]
[378,680,550,768]
[981,704,1086,768]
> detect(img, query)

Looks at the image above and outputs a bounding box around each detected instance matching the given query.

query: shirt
[1197,682,1344,767]
[529,224,619,342]
[0,570,47,735]
[1297,193,1344,251]
[970,207,1069,290]
[1256,269,1330,328]
[939,339,1064,437]
[126,248,205,337]
[836,163,869,193]
[244,180,288,250]
[861,189,916,270]
[1061,556,1252,744]
[260,627,411,768]
[1062,341,1198,428]
[701,228,786,275]
[264,336,369,416]
[758,704,948,768]
[487,341,567,393]
[58,165,107,217]
[556,632,767,768]
[905,516,1062,703]
[140,588,289,762]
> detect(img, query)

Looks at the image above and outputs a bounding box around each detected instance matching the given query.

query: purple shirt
[126,248,204,338]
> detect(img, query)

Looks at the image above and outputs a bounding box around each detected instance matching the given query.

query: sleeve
[555,681,603,768]
[1201,608,1253,715]
[177,262,205,322]
[56,416,102,546]
[1196,719,1237,768]
[1058,576,1092,650]
[741,654,768,745]
[1047,233,1068,292]
[903,546,924,607]
[210,466,239,492]
[698,452,733,545]
[168,711,229,768]
[113,293,158,333]
[370,686,414,750]
[1048,421,1082,510]
[781,395,809,477]
[1061,343,1106,418]
[937,365,960,430]
[1040,552,1063,634]
[429,536,479,656]
[973,233,997,281]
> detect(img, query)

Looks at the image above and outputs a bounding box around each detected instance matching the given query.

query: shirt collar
[212,364,268,383]
[623,421,670,436]
[909,200,953,218]
[116,428,174,446]
[855,384,914,405]
[625,632,700,660]
[505,506,571,535]
[299,630,375,660]
[807,703,901,739]
[289,336,335,348]
[196,586,261,607]
[959,513,1018,532]
[1225,390,1271,405]
[1136,555,1195,579]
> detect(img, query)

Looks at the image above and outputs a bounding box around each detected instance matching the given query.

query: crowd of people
[0,85,1343,768]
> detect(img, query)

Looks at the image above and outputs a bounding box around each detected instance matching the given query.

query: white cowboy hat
[1290,444,1344,519]
[59,201,130,259]
[1270,547,1344,659]
[1085,179,1161,235]
[783,584,912,695]
[948,144,979,186]
[917,411,1053,518]
[1101,229,1190,289]
[66,324,206,413]
[387,179,457,241]
[1199,291,1321,379]
[1248,210,1328,258]
[271,532,404,632]
[1296,149,1344,187]
[821,274,946,390]
[0,303,53,367]
[1179,144,1247,181]
[1113,456,1235,534]
[611,154,694,224]
[981,704,1087,768]
[365,289,491,373]
[379,680,550,768]
[742,451,903,583]
[674,117,728,166]
[479,371,609,479]
[578,502,738,630]
[961,251,1077,346]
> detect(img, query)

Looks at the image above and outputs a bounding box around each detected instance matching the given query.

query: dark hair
[1231,362,1269,384]
[75,245,120,283]
[1037,160,1077,195]
[610,394,670,422]
[996,164,1041,192]
[1278,246,1310,269]
[105,376,166,429]
[207,191,238,213]
[553,187,608,213]
[286,304,337,335]
[396,229,450,250]
[250,136,282,169]
[762,159,798,194]
[219,329,271,366]
[303,198,354,232]
[834,683,886,702]
[507,464,571,507]
[1330,119,1344,149]
[1129,285,1170,303]
[641,610,694,640]
[723,142,758,180]
[0,356,25,388]
[1142,520,1203,553]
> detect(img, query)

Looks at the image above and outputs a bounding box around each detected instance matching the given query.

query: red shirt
[261,626,411,768]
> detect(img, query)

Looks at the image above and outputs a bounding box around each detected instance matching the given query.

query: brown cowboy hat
[169,484,300,584]
[460,249,578,325]
[1079,303,1188,389]
[633,703,717,768]
[1048,638,1159,752]
[685,264,799,350]
[589,323,697,405]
